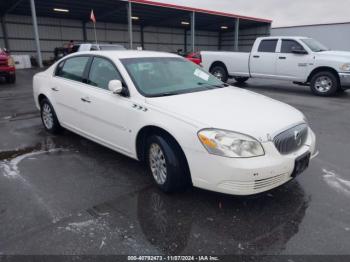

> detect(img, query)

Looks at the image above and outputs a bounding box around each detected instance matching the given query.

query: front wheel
[310,71,339,96]
[40,98,62,134]
[146,135,189,193]
[210,65,228,82]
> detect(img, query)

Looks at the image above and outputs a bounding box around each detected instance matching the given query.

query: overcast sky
[151,0,350,27]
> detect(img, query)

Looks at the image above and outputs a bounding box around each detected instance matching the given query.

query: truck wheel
[310,71,338,96]
[146,135,190,193]
[234,77,249,84]
[210,66,228,82]
[6,75,16,84]
[40,98,62,134]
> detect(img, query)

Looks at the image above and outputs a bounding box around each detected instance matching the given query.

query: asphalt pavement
[0,69,350,256]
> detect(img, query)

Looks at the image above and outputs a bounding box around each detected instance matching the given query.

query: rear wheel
[146,135,189,193]
[40,98,62,134]
[6,75,16,84]
[234,77,249,84]
[310,71,338,96]
[210,65,228,82]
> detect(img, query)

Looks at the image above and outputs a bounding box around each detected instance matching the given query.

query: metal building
[0,0,271,67]
[272,22,350,51]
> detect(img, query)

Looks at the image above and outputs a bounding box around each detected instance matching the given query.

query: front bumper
[0,67,15,77]
[186,128,317,196]
[339,72,350,89]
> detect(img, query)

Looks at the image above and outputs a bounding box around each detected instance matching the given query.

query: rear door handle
[51,87,59,92]
[279,56,287,60]
[81,97,91,103]
[253,55,260,58]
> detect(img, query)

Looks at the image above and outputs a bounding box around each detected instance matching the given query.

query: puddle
[0,144,43,161]
[323,168,350,197]
[0,137,70,178]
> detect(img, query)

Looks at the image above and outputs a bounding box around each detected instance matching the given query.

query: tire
[40,98,62,134]
[6,75,16,84]
[210,65,228,82]
[146,135,190,193]
[234,77,249,84]
[310,71,339,96]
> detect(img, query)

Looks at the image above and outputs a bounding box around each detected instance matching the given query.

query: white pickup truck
[201,36,350,96]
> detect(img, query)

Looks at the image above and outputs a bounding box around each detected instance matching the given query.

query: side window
[55,60,65,76]
[281,40,305,53]
[88,57,122,90]
[258,40,278,53]
[56,56,89,82]
[90,45,99,51]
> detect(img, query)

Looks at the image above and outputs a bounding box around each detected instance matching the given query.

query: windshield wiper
[151,91,184,97]
[212,83,229,88]
[197,82,228,89]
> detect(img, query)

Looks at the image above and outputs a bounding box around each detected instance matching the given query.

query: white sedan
[33,51,317,195]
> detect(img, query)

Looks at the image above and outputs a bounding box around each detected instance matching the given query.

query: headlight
[7,56,15,67]
[198,129,264,158]
[340,63,350,72]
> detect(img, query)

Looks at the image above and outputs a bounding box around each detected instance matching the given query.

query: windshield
[301,38,329,52]
[121,57,225,97]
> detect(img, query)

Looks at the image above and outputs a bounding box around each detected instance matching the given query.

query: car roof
[258,36,310,40]
[72,50,180,59]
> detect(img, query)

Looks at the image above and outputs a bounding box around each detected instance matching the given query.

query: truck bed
[201,51,250,78]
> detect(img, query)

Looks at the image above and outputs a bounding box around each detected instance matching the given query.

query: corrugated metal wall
[221,25,270,52]
[1,14,269,60]
[1,14,221,60]
[272,23,350,51]
[185,30,219,52]
[0,22,4,48]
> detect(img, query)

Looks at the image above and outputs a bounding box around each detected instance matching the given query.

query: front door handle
[51,87,59,92]
[253,55,260,58]
[279,56,287,60]
[81,97,91,103]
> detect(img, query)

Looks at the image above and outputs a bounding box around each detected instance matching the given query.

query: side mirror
[291,47,308,55]
[108,80,123,94]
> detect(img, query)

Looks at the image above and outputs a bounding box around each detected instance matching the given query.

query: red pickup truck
[0,49,16,83]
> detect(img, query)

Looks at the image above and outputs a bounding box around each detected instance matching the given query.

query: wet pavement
[0,69,350,256]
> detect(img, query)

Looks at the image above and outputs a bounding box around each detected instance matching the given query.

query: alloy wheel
[149,143,167,185]
[42,103,54,129]
[315,76,333,93]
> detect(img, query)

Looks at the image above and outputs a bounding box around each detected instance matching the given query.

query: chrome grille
[273,124,308,155]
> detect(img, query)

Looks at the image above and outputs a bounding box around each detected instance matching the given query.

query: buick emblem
[294,130,302,146]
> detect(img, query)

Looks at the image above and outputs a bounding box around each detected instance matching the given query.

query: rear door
[250,39,278,78]
[52,56,90,132]
[275,39,312,81]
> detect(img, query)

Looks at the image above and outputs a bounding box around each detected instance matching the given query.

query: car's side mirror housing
[108,80,123,94]
[291,48,308,55]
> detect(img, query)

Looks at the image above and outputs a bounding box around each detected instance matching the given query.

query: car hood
[316,50,350,60]
[145,87,305,141]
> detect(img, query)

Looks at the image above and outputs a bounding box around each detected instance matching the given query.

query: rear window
[258,40,278,53]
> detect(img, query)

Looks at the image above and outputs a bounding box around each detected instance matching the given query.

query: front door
[80,56,135,156]
[275,39,312,81]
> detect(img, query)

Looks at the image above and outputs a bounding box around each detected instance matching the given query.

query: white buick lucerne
[33,51,317,195]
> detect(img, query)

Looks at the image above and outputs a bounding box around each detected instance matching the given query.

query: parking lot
[0,69,350,255]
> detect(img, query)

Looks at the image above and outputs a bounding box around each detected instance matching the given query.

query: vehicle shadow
[230,80,350,98]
